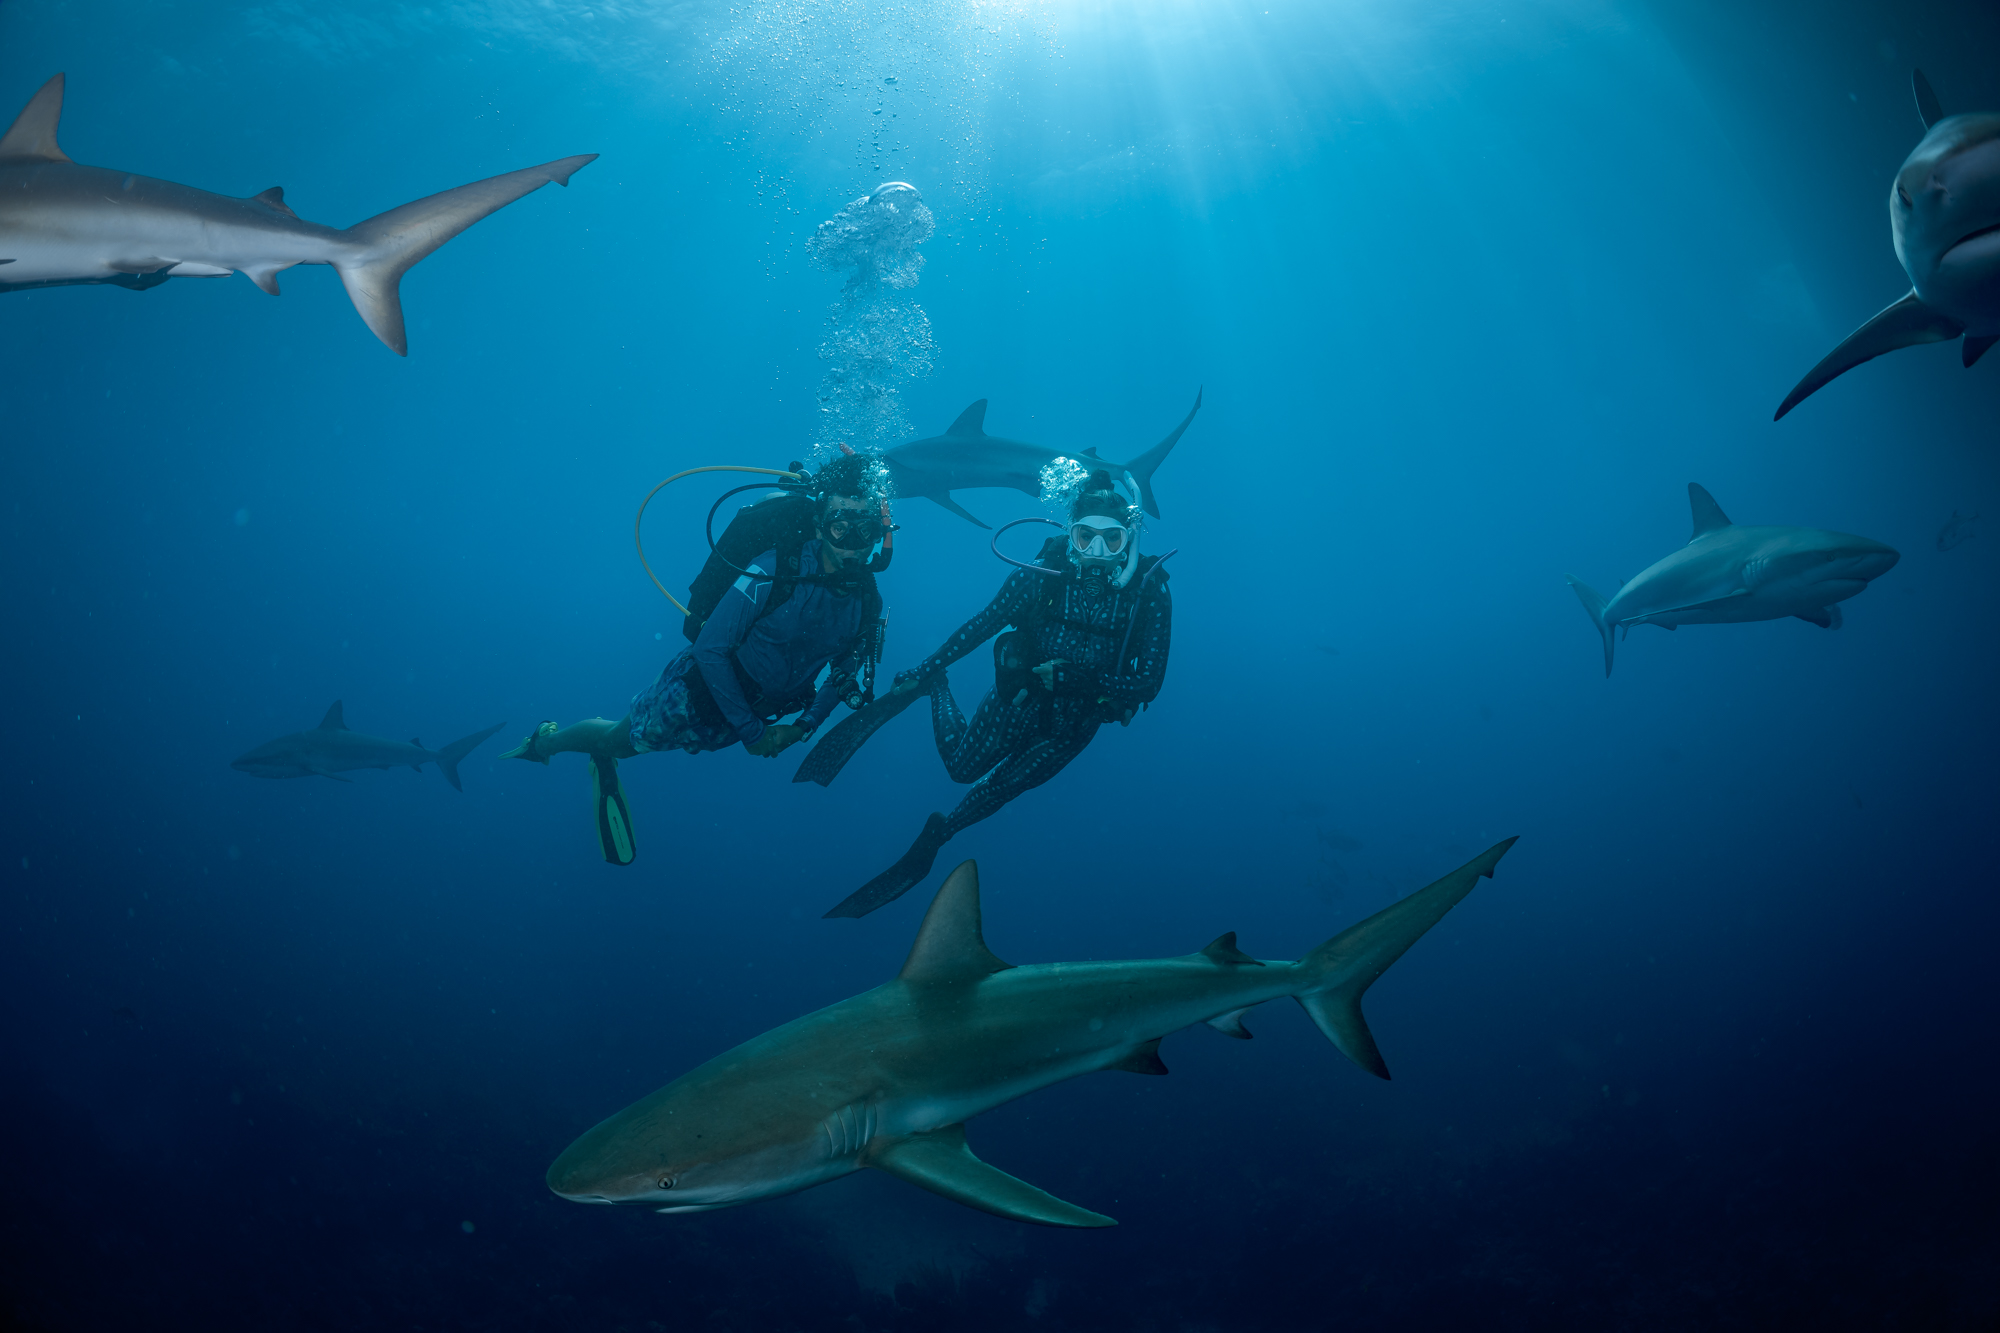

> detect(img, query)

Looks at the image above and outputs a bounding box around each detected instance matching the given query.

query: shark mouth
[1943,220,2000,260]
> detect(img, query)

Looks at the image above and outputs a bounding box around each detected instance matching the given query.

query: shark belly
[0,167,351,286]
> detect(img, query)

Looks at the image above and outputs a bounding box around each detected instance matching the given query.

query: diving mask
[1069,515,1132,559]
[824,514,884,550]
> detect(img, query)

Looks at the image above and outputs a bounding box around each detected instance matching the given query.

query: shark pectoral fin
[867,1126,1115,1228]
[1109,1037,1169,1075]
[1796,604,1843,630]
[1775,291,1964,419]
[316,771,354,783]
[1205,1007,1255,1040]
[928,493,991,528]
[1964,334,1998,368]
[244,265,286,296]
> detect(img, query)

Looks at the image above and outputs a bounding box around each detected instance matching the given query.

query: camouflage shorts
[628,651,740,755]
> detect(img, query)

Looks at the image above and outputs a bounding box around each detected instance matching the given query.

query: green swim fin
[591,755,636,866]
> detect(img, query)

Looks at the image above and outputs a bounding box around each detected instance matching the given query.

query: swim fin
[592,755,636,866]
[824,813,949,918]
[793,684,926,788]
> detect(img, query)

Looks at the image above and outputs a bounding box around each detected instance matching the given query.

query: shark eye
[657,1174,675,1190]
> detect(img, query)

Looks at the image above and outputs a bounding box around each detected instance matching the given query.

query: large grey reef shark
[880,390,1202,528]
[547,841,1517,1228]
[1567,484,1900,677]
[0,74,596,354]
[231,702,504,791]
[1776,71,2000,418]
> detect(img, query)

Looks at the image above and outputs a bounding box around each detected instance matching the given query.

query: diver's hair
[815,452,890,509]
[1070,469,1135,524]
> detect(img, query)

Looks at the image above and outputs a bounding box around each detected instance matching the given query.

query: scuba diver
[823,469,1172,917]
[503,452,893,865]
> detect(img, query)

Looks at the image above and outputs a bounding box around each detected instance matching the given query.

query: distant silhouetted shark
[1567,484,1900,677]
[1777,70,2000,417]
[231,702,503,790]
[0,73,596,354]
[881,391,1200,528]
[547,842,1515,1228]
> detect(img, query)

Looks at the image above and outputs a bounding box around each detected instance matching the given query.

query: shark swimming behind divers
[1566,484,1899,677]
[881,391,1201,527]
[0,73,596,354]
[548,841,1516,1227]
[231,702,504,790]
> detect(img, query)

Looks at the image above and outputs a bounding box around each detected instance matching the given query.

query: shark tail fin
[1296,839,1517,1079]
[1566,576,1615,677]
[1121,388,1201,519]
[335,155,596,354]
[434,723,504,792]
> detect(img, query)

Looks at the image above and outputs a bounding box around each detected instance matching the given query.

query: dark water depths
[3,0,1998,1327]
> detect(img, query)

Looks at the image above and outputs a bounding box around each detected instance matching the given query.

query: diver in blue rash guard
[503,455,890,865]
[825,470,1172,917]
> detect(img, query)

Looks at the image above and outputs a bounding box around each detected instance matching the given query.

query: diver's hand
[1032,659,1069,690]
[746,724,805,758]
[890,674,924,698]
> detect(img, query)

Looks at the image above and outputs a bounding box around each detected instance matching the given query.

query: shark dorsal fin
[319,701,348,730]
[1078,447,1103,459]
[1688,483,1733,540]
[945,401,988,438]
[1200,932,1265,966]
[898,861,1013,984]
[1913,68,1944,131]
[252,186,299,220]
[0,74,72,164]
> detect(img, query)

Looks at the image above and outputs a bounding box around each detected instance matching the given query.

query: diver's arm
[899,570,1042,684]
[1098,584,1172,705]
[693,562,774,747]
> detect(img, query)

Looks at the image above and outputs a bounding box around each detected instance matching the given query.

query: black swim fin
[793,684,926,788]
[825,813,949,918]
[592,755,636,866]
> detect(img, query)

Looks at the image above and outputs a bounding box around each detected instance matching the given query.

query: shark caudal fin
[1566,576,1615,677]
[336,155,596,354]
[1296,839,1517,1079]
[1117,388,1201,519]
[434,722,505,792]
[1775,291,1964,419]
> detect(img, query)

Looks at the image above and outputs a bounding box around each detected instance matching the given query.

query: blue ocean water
[3,0,1998,1325]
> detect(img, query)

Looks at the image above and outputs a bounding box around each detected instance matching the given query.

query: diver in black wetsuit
[826,470,1172,916]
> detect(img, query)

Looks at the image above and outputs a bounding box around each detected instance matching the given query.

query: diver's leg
[826,724,1098,919]
[927,672,970,760]
[941,727,1096,840]
[502,716,639,763]
[940,690,1036,784]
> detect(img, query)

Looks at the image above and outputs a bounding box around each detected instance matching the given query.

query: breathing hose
[634,466,805,614]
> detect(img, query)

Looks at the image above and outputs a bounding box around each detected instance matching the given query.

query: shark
[547,840,1516,1228]
[1566,483,1900,677]
[880,390,1201,528]
[0,73,596,355]
[1777,70,2000,418]
[230,702,503,790]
